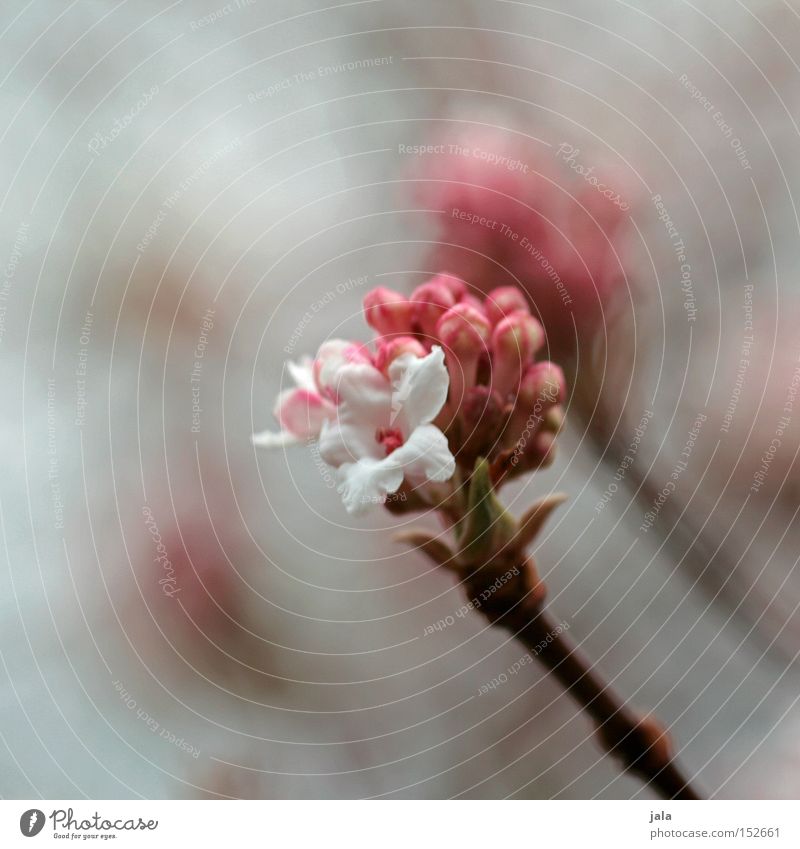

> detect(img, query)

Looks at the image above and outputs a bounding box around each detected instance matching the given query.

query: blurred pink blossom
[414,129,633,352]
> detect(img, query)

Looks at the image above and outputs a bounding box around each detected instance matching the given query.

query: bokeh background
[2,0,800,798]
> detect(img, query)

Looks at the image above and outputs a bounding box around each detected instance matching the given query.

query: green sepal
[456,458,516,564]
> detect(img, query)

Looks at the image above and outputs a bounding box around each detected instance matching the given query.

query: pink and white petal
[251,428,301,448]
[287,356,315,392]
[388,346,450,431]
[275,388,336,440]
[332,362,393,423]
[318,415,383,467]
[313,339,351,393]
[317,364,392,466]
[334,458,405,515]
[314,340,373,397]
[389,423,456,485]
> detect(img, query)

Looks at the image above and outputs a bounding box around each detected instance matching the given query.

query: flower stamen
[376,427,405,455]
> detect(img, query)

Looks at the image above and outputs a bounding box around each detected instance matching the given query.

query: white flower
[251,340,370,448]
[319,347,455,514]
[253,341,455,515]
[251,356,336,447]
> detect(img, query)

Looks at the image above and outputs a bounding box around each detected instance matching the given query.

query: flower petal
[274,388,335,440]
[332,362,390,415]
[388,423,455,484]
[251,428,300,448]
[314,339,373,398]
[287,356,315,392]
[319,416,383,466]
[388,346,450,431]
[334,459,405,515]
[318,362,393,466]
[331,422,455,513]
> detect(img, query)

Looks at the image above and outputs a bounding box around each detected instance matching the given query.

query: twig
[461,553,701,800]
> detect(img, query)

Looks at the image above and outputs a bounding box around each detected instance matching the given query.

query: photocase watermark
[595,409,654,513]
[0,220,29,343]
[136,138,242,253]
[113,679,200,758]
[509,382,561,467]
[477,620,570,695]
[750,355,800,494]
[283,274,370,354]
[87,85,159,156]
[679,73,751,170]
[640,412,706,532]
[247,56,393,103]
[652,193,696,322]
[47,378,64,530]
[189,0,255,30]
[423,566,521,635]
[720,284,754,434]
[74,311,93,428]
[141,505,179,597]
[190,307,215,434]
[555,143,630,211]
[19,809,45,836]
[29,808,158,836]
[450,207,573,307]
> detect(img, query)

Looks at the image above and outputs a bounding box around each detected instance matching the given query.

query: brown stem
[463,556,701,800]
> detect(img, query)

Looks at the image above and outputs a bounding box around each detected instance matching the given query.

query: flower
[318,347,455,514]
[251,341,368,448]
[254,276,566,513]
[251,357,332,447]
[253,336,455,514]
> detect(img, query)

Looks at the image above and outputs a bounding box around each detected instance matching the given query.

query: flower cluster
[254,275,565,516]
[363,273,565,484]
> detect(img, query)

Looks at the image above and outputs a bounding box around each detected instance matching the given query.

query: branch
[462,555,701,800]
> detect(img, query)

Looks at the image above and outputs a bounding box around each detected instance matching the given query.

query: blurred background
[2,0,800,799]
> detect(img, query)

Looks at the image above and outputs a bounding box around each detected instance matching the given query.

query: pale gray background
[1,0,800,798]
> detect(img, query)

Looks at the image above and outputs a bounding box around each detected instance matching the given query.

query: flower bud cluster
[365,274,566,482]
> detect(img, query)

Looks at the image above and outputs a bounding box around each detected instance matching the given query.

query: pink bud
[459,385,507,468]
[363,287,414,336]
[436,303,492,354]
[484,286,530,326]
[410,280,457,338]
[492,421,558,484]
[490,312,545,397]
[505,364,565,455]
[461,293,488,313]
[374,335,427,374]
[430,272,467,302]
[519,361,565,408]
[436,303,492,407]
[313,339,373,398]
[275,388,335,440]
